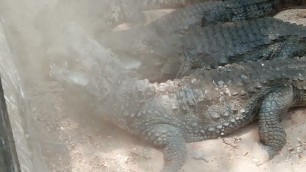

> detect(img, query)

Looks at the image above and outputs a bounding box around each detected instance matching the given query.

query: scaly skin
[114,0,303,10]
[106,0,305,27]
[150,0,305,35]
[136,0,206,9]
[149,0,283,35]
[101,17,306,82]
[50,28,306,171]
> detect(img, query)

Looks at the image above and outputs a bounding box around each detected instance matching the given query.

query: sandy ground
[0,1,306,172]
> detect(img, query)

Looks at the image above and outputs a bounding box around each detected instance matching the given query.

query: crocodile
[149,0,306,36]
[134,0,305,10]
[50,27,306,171]
[101,17,306,82]
[106,0,305,27]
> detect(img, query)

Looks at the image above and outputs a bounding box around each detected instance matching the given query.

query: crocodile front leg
[258,86,294,158]
[142,124,187,172]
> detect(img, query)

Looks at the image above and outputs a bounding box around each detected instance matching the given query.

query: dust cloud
[0,0,129,171]
[0,0,306,172]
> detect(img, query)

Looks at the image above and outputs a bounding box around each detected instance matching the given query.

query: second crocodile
[101,17,306,82]
[106,0,305,29]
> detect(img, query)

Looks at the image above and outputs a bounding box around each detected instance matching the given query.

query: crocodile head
[100,28,174,59]
[100,28,181,82]
[49,63,109,102]
[48,22,127,102]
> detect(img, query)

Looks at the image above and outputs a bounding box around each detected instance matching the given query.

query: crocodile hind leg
[143,124,187,172]
[258,86,294,159]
